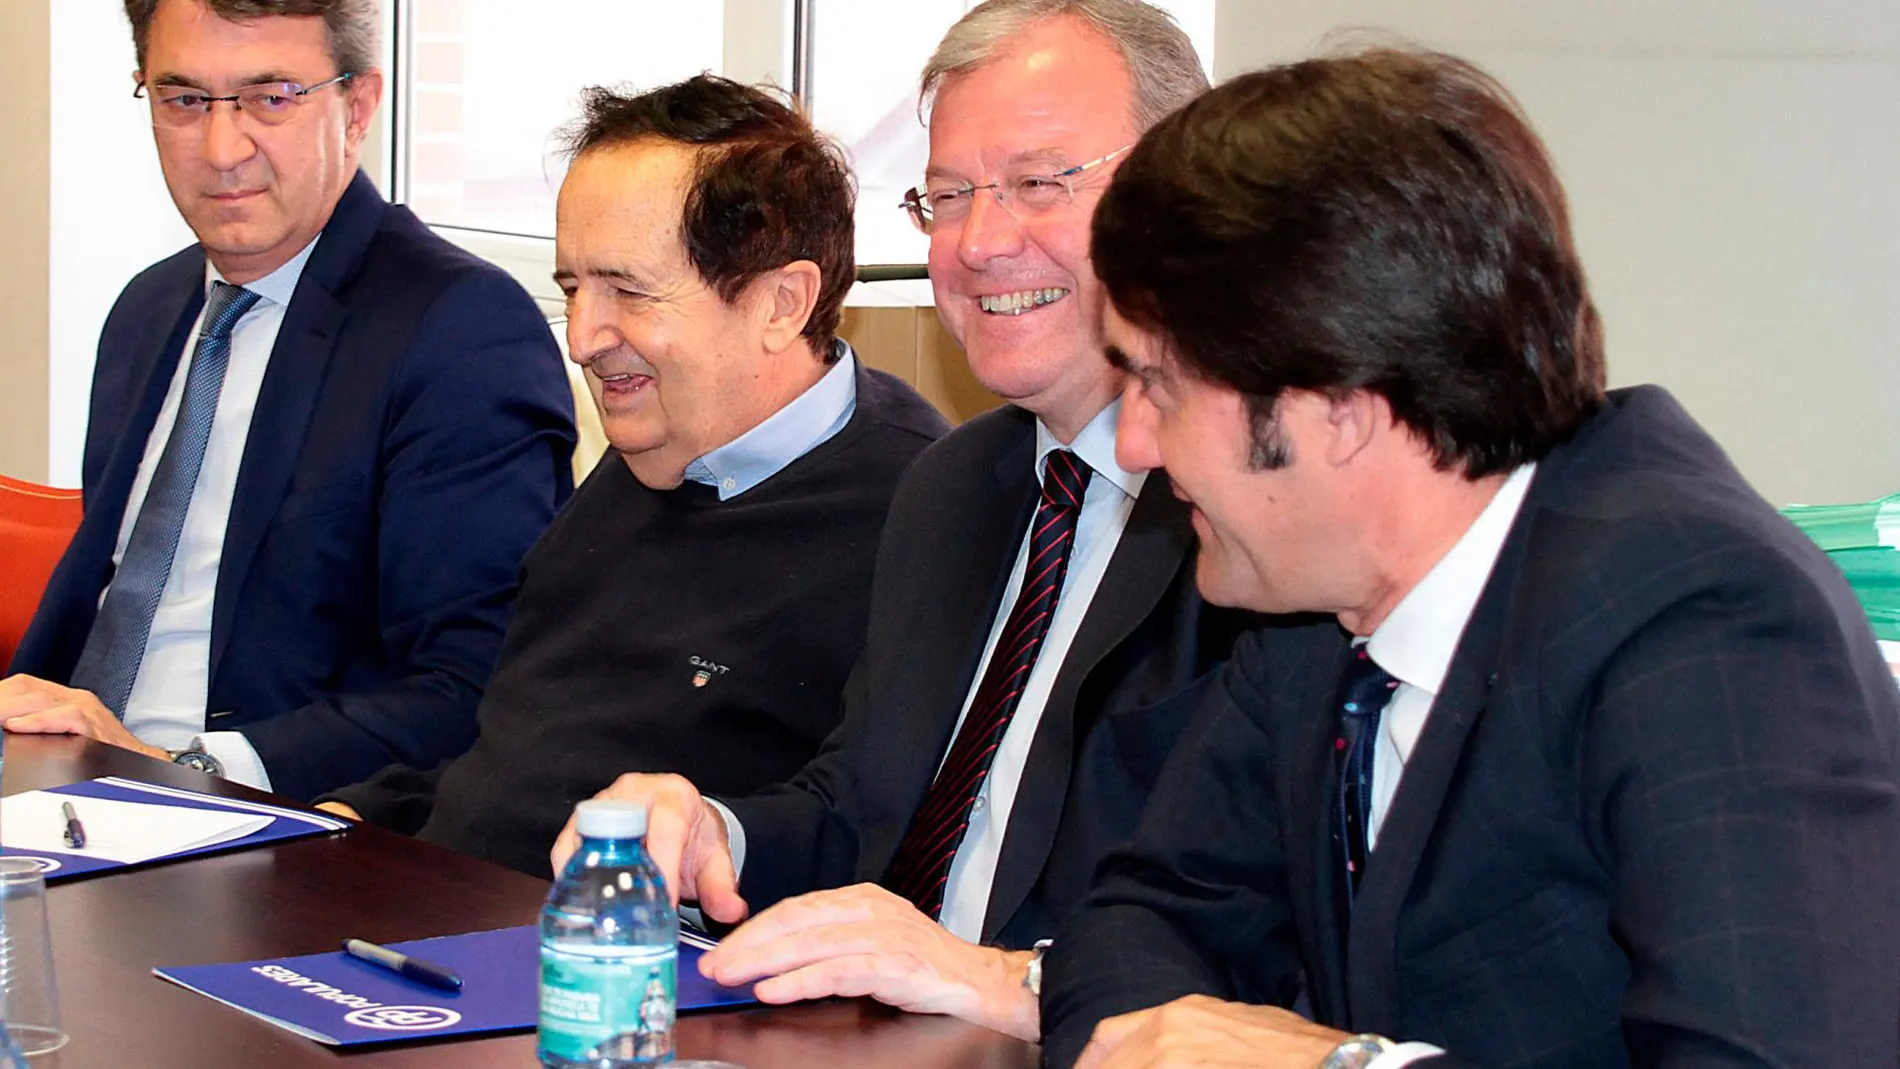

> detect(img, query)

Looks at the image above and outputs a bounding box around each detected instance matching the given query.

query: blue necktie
[1332,646,1398,907]
[70,282,261,718]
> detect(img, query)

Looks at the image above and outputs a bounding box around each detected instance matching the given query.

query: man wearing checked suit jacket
[549,0,1247,1043]
[0,0,573,801]
[1041,50,1900,1069]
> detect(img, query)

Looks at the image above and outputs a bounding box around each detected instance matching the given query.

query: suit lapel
[208,172,385,675]
[980,472,1195,941]
[1343,501,1541,1030]
[86,273,205,541]
[858,423,1038,880]
[1283,632,1357,1024]
[53,272,206,661]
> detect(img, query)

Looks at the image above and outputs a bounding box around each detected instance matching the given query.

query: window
[398,0,726,238]
[391,0,1217,300]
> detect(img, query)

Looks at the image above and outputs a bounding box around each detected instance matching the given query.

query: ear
[1323,388,1384,467]
[342,68,385,152]
[755,259,824,356]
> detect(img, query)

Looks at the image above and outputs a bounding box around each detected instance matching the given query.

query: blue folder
[0,776,349,881]
[154,926,757,1046]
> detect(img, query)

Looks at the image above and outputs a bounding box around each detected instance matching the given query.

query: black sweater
[325,367,948,876]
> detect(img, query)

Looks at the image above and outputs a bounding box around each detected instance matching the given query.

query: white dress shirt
[1354,462,1536,1069]
[110,238,320,790]
[714,399,1146,943]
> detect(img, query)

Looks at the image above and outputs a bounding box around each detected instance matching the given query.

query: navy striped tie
[70,282,261,718]
[884,449,1092,918]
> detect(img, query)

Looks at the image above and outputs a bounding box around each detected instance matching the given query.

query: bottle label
[538,944,677,1063]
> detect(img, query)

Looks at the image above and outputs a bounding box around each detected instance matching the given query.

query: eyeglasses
[134,72,355,129]
[900,143,1135,233]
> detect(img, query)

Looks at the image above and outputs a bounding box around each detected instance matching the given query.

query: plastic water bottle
[539,800,678,1067]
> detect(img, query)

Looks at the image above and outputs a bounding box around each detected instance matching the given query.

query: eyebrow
[923,147,1075,183]
[147,70,307,89]
[551,266,654,289]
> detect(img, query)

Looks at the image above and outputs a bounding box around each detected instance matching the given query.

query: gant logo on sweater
[690,657,730,688]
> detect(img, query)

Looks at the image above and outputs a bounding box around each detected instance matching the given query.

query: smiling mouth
[596,370,653,392]
[978,288,1069,315]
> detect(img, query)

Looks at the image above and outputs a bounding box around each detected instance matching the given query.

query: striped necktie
[884,449,1092,918]
[70,282,262,718]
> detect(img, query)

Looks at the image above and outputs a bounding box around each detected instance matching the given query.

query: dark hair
[1094,48,1606,477]
[124,0,380,77]
[561,75,856,360]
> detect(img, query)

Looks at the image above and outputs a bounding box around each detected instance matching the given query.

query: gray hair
[920,0,1209,132]
[124,0,381,77]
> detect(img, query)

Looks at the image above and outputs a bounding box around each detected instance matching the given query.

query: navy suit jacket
[1041,386,1900,1068]
[10,171,576,801]
[725,404,1252,948]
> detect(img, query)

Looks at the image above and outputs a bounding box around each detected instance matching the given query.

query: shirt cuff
[704,797,747,880]
[1365,1042,1445,1069]
[197,731,273,792]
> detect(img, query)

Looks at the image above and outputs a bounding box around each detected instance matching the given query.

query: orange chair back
[0,475,83,670]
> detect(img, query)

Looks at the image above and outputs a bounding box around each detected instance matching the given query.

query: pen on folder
[60,801,86,850]
[341,939,463,992]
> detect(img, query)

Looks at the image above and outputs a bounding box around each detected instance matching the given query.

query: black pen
[60,801,86,849]
[341,938,463,992]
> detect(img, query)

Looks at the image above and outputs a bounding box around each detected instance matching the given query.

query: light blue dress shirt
[682,341,859,500]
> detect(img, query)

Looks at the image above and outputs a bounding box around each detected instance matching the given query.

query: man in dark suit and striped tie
[549,0,1246,1043]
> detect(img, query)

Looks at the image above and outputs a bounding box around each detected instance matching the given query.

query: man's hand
[699,883,1039,1041]
[315,802,362,821]
[0,675,168,762]
[1075,995,1350,1069]
[549,772,747,924]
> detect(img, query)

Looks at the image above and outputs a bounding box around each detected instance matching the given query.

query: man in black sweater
[317,77,947,876]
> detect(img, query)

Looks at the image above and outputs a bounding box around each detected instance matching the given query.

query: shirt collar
[1033,397,1145,501]
[684,340,860,501]
[204,235,320,308]
[1366,463,1537,697]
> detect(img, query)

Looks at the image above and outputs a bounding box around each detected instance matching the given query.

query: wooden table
[1,735,1042,1069]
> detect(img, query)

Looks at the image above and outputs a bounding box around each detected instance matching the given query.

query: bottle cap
[575,799,648,840]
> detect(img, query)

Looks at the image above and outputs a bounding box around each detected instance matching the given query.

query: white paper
[1,790,271,864]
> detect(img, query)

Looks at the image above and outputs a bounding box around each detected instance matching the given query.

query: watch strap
[1022,939,1055,996]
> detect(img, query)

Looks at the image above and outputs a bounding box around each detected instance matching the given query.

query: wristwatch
[1320,1034,1394,1069]
[169,738,225,777]
[1022,939,1055,996]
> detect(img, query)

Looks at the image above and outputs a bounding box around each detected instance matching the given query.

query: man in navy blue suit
[1041,48,1899,1069]
[0,0,574,801]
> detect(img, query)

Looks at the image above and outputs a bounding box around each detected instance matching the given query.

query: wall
[0,3,50,483]
[45,2,197,487]
[1213,0,1900,505]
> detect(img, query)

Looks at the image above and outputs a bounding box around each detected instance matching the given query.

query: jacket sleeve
[1040,629,1304,1069]
[318,760,450,835]
[241,270,575,800]
[719,652,872,911]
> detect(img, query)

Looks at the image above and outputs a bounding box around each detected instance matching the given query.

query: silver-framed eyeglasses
[135,72,355,129]
[901,143,1135,233]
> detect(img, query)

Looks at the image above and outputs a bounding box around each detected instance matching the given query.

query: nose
[1114,379,1163,475]
[564,290,621,368]
[954,187,1027,269]
[201,103,259,173]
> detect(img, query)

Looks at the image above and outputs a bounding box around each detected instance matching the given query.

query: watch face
[1323,1037,1390,1069]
